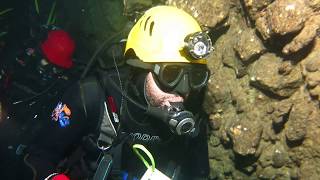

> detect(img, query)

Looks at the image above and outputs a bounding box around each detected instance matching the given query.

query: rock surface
[166,0,230,27]
[166,0,320,179]
[254,0,320,54]
[234,29,266,63]
[248,53,303,97]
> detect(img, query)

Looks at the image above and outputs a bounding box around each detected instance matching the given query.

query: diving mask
[127,60,210,96]
[152,63,210,91]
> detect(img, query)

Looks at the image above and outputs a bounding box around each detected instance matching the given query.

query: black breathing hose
[12,80,58,105]
[80,30,126,80]
[105,74,147,111]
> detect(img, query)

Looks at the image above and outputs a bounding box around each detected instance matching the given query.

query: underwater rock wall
[167,0,320,179]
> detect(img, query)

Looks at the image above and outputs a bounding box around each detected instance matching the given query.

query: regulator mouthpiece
[146,104,195,135]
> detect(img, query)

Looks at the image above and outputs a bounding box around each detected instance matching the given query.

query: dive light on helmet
[185,31,213,59]
[146,105,195,135]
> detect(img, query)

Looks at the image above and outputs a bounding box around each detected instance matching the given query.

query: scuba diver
[1,25,76,95]
[0,25,77,130]
[0,25,77,179]
[15,5,213,180]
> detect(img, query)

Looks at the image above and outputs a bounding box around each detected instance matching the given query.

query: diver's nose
[174,74,191,97]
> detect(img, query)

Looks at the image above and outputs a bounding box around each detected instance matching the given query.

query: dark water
[1,0,58,49]
[0,0,28,178]
[0,0,62,178]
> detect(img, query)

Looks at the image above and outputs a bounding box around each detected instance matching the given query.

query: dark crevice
[249,82,290,100]
[234,50,261,67]
[286,137,304,148]
[282,40,315,65]
[222,61,247,79]
[255,28,315,64]
[239,0,254,28]
[272,104,293,134]
[234,153,258,175]
[208,17,230,45]
[254,29,298,53]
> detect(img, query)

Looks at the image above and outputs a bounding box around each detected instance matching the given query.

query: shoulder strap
[79,76,105,132]
[92,154,113,180]
[79,76,119,148]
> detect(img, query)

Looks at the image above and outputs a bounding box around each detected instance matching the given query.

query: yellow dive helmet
[125,6,212,64]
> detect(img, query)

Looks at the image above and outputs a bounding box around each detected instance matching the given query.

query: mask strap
[126,59,154,70]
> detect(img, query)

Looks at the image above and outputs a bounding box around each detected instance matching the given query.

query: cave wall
[166,0,320,179]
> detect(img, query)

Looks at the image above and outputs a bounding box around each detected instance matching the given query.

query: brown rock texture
[166,0,230,27]
[165,0,320,179]
[234,29,266,63]
[254,0,320,54]
[228,114,263,156]
[303,38,320,101]
[243,0,274,20]
[249,53,303,97]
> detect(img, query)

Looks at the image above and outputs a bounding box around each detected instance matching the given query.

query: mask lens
[161,65,183,86]
[190,69,209,88]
